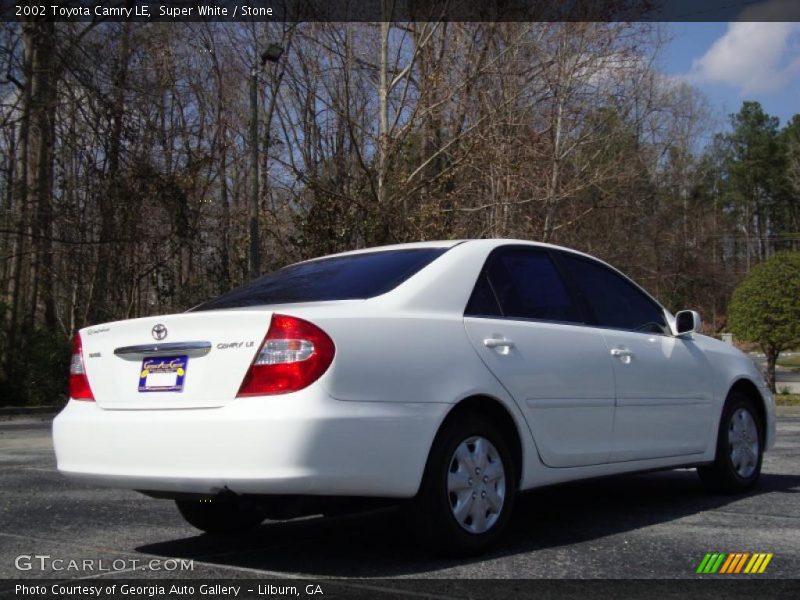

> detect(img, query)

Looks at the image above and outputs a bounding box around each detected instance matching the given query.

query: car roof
[355,239,667,316]
[287,239,619,280]
[287,238,628,282]
[303,238,590,261]
[308,240,465,259]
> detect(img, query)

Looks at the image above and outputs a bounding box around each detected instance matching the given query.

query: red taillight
[69,333,95,401]
[237,314,335,396]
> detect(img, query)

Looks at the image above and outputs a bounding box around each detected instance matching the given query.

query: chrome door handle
[610,347,634,364]
[484,338,515,349]
[610,348,633,357]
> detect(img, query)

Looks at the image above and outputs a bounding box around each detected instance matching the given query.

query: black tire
[409,415,516,556]
[176,497,266,535]
[698,392,764,493]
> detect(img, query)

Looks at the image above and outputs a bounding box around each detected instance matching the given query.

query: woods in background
[1,20,799,405]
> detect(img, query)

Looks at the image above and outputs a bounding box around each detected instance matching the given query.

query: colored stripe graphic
[734,553,749,573]
[696,554,712,574]
[744,552,764,573]
[698,553,773,574]
[758,554,773,573]
[728,552,742,573]
[708,553,726,573]
[745,554,762,573]
[722,553,739,573]
[701,553,718,573]
[719,554,736,574]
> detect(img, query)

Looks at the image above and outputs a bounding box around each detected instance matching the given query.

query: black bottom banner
[2,579,799,600]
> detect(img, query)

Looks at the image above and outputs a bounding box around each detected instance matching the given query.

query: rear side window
[558,253,668,334]
[465,272,502,316]
[193,248,447,311]
[468,247,580,323]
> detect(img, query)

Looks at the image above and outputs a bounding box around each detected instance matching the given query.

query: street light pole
[247,43,284,281]
[248,65,260,281]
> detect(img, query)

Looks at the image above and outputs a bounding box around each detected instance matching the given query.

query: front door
[555,252,714,461]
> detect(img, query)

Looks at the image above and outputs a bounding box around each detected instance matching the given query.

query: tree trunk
[4,25,33,381]
[543,87,564,243]
[1,110,17,306]
[377,16,389,207]
[89,16,132,323]
[764,348,778,394]
[29,20,57,330]
[542,32,566,243]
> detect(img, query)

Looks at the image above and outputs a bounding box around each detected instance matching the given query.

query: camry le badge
[151,324,168,341]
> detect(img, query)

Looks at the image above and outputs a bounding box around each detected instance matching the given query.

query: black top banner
[3,0,800,22]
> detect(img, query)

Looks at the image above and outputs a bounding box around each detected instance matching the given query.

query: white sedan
[53,239,775,554]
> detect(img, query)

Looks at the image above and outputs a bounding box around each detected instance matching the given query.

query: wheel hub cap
[447,436,506,534]
[728,408,759,479]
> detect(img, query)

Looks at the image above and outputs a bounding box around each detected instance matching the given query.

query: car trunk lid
[80,311,271,409]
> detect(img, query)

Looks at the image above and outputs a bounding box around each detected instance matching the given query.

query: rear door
[463,246,617,468]
[81,311,271,409]
[555,252,714,461]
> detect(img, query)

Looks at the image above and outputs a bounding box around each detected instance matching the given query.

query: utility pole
[248,43,284,281]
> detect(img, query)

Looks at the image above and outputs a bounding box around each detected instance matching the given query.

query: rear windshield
[192,248,448,311]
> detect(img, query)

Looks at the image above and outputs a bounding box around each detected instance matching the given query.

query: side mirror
[675,310,701,336]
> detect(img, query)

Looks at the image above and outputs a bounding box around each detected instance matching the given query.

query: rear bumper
[53,393,449,498]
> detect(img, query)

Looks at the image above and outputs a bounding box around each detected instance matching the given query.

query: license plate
[138,355,188,393]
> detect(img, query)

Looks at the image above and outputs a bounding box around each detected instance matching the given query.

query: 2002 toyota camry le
[53,239,775,554]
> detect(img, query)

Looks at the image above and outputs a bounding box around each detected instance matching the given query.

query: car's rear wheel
[176,497,266,535]
[410,415,516,555]
[698,392,763,493]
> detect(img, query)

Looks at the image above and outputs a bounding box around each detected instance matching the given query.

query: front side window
[558,253,668,334]
[467,247,580,323]
[193,248,448,311]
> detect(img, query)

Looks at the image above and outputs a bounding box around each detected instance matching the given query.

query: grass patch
[775,394,800,406]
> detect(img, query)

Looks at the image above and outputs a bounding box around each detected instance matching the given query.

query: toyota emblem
[151,324,168,341]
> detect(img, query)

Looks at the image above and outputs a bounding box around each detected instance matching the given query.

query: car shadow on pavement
[136,469,800,577]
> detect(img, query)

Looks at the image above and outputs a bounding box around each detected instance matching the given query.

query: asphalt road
[0,412,798,586]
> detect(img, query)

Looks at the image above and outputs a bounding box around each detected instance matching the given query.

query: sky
[661,21,800,130]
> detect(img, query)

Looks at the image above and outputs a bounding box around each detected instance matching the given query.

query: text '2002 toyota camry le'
[53,239,775,555]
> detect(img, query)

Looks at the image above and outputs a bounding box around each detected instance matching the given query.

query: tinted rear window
[487,248,580,322]
[192,248,448,311]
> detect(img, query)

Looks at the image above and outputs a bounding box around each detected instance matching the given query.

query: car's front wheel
[698,392,763,493]
[176,497,266,535]
[410,415,516,555]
